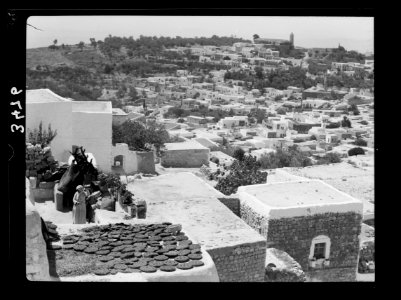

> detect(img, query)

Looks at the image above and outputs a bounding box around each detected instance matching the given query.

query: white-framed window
[309,235,331,260]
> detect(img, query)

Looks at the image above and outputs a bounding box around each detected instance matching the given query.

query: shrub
[98,172,123,195]
[317,152,342,164]
[258,146,312,169]
[341,116,352,128]
[27,121,58,147]
[214,155,267,195]
[359,120,369,125]
[233,147,245,161]
[348,147,365,156]
[177,118,185,123]
[354,139,367,147]
[276,107,287,115]
[112,120,169,155]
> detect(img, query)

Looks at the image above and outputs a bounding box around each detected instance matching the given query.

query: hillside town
[25,24,374,282]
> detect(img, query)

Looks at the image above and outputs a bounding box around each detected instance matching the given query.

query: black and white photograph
[11,11,375,283]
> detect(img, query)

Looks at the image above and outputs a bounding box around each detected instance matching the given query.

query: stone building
[161,141,210,168]
[237,180,363,281]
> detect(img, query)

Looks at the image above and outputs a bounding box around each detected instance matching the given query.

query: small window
[313,243,326,259]
[309,235,331,261]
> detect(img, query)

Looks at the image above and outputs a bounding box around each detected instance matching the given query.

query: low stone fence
[26,198,51,281]
[207,241,266,282]
[161,148,210,168]
[306,267,357,282]
[29,177,56,202]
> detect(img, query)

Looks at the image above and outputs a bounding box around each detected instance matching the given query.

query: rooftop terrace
[128,172,266,250]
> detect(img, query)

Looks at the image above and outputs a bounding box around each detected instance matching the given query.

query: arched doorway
[112,155,125,174]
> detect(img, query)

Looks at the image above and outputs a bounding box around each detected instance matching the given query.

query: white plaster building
[218,116,249,129]
[26,89,112,172]
[26,89,154,174]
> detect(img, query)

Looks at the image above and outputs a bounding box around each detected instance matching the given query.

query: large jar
[136,199,147,219]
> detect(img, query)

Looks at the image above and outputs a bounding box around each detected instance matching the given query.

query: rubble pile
[26,143,58,180]
[358,240,375,274]
[59,222,205,276]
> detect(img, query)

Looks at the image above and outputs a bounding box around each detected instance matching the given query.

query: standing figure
[72,185,87,224]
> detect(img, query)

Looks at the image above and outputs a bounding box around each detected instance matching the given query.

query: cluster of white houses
[26,87,373,282]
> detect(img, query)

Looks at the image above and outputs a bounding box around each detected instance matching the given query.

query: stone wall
[218,198,240,217]
[265,248,306,282]
[136,151,156,174]
[111,143,138,174]
[240,201,270,237]
[207,241,266,282]
[161,148,210,168]
[306,267,357,282]
[26,199,51,281]
[240,202,361,281]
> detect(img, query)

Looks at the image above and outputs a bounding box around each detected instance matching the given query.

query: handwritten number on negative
[10,101,22,110]
[11,124,24,133]
[11,110,25,119]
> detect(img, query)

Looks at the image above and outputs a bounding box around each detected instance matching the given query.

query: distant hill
[27,45,107,71]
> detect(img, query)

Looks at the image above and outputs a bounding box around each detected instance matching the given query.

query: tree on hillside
[354,138,367,147]
[348,147,365,156]
[255,66,264,80]
[233,148,245,161]
[341,116,352,128]
[104,64,114,74]
[276,107,287,115]
[128,87,138,103]
[90,38,97,49]
[116,85,127,98]
[53,39,58,46]
[112,120,169,155]
[78,41,85,52]
[253,34,260,40]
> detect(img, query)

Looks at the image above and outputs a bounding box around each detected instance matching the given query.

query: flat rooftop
[72,101,112,113]
[27,89,72,103]
[238,179,363,219]
[243,180,358,208]
[128,172,266,250]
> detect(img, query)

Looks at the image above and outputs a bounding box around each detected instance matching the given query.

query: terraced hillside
[27,46,108,70]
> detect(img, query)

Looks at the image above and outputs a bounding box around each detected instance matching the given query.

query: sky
[27,16,374,53]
